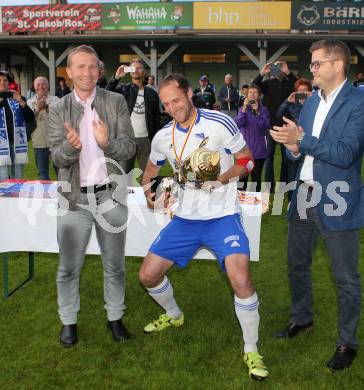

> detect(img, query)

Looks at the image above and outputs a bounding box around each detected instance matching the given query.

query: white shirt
[131,88,148,138]
[74,89,108,187]
[300,79,346,183]
[150,109,246,220]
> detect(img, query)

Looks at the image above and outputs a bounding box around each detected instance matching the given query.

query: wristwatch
[296,133,305,146]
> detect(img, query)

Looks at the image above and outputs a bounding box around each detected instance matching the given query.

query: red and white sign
[2,3,101,33]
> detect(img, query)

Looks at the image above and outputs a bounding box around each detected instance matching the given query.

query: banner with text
[101,2,192,30]
[68,0,159,3]
[292,1,364,30]
[193,2,291,30]
[1,3,101,33]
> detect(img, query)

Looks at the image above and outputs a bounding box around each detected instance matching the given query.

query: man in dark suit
[270,40,364,370]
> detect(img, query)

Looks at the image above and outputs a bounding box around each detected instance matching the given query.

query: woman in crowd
[55,77,71,98]
[276,78,312,199]
[276,78,312,124]
[0,70,36,181]
[235,85,270,192]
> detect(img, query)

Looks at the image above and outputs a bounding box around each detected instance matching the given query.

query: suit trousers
[122,136,151,176]
[56,188,128,325]
[287,204,361,349]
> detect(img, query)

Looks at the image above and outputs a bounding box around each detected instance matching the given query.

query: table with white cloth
[0,183,263,298]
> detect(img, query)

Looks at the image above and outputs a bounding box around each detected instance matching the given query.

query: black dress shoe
[60,324,78,347]
[275,321,313,339]
[327,345,357,370]
[107,319,131,342]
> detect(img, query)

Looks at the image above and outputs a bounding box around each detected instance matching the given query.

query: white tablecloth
[0,187,262,261]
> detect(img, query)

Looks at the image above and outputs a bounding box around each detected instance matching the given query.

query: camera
[0,91,14,99]
[295,92,307,102]
[270,62,282,77]
[124,66,136,73]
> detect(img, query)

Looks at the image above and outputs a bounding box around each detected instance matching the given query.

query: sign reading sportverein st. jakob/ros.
[292,0,364,30]
[1,4,101,32]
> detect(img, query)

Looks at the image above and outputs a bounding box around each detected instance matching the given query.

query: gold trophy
[160,177,176,193]
[177,137,220,188]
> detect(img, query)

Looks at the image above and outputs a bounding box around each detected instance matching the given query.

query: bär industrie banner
[102,2,192,30]
[292,1,364,30]
[1,3,101,33]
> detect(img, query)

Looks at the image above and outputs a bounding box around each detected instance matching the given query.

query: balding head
[33,76,49,97]
[224,74,233,85]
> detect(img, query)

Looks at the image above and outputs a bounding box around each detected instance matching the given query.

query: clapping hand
[65,122,82,150]
[35,96,47,111]
[270,116,303,154]
[92,118,109,148]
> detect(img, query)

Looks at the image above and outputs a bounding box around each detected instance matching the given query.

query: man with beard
[139,74,269,381]
[107,59,161,174]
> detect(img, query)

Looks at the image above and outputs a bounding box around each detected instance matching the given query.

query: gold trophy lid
[180,137,220,184]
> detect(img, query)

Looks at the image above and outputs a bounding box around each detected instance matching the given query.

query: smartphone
[248,100,256,105]
[295,92,307,102]
[270,62,282,77]
[124,66,136,73]
[0,91,14,99]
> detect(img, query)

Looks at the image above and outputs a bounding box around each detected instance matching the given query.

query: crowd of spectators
[0,61,362,191]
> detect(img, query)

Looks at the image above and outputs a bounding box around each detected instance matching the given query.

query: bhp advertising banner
[1,3,101,33]
[194,2,291,30]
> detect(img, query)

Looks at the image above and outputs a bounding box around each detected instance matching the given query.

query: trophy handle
[198,136,209,149]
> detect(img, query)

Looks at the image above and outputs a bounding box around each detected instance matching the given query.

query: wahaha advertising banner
[101,2,193,30]
[1,3,101,33]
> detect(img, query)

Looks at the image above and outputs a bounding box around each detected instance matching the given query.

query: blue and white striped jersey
[150,109,246,220]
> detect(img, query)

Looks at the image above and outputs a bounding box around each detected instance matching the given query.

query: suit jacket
[217,84,239,111]
[48,87,136,210]
[288,80,364,231]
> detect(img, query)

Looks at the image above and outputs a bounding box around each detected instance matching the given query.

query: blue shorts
[149,213,250,272]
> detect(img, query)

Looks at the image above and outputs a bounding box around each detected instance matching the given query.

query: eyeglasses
[309,59,339,71]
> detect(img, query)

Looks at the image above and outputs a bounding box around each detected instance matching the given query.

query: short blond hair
[67,45,99,67]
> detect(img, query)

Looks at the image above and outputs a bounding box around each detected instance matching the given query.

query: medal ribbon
[171,108,198,167]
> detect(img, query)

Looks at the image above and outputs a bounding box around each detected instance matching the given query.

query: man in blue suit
[270,40,364,370]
